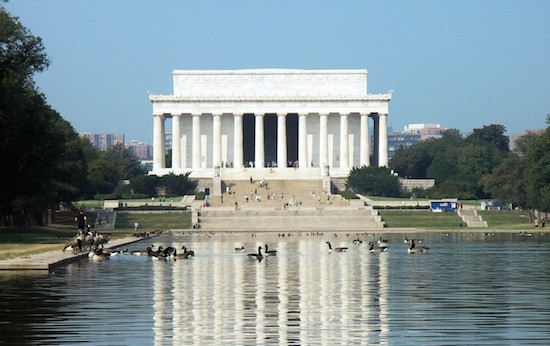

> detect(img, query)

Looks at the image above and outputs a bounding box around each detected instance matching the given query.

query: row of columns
[153,113,388,171]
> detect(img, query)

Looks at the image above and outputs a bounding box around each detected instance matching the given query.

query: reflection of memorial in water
[361,247,373,341]
[153,259,172,345]
[233,244,245,344]
[378,250,390,344]
[151,238,392,344]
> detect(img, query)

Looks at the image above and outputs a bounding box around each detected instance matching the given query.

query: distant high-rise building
[387,124,445,159]
[403,123,443,139]
[127,140,153,160]
[80,132,125,150]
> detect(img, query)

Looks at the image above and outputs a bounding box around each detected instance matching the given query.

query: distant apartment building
[387,124,444,159]
[127,140,154,160]
[80,132,124,150]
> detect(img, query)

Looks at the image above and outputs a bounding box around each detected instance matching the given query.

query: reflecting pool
[1,231,549,345]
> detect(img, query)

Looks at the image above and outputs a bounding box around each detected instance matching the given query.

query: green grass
[478,210,534,230]
[380,209,537,230]
[0,226,75,260]
[0,226,75,245]
[1,210,192,259]
[116,212,192,230]
[379,210,464,229]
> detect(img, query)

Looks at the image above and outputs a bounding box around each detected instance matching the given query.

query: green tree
[480,153,527,208]
[346,166,401,197]
[1,7,87,225]
[82,143,147,198]
[159,173,197,197]
[466,124,509,154]
[130,175,160,197]
[86,153,121,198]
[105,143,147,179]
[523,127,550,212]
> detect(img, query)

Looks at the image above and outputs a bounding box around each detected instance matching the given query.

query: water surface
[1,231,549,345]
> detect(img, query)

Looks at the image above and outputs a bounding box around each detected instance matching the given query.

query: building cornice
[149,93,392,103]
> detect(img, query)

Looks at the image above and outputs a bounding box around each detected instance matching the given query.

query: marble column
[360,113,370,167]
[298,113,307,168]
[192,114,201,169]
[319,113,328,168]
[172,114,181,169]
[153,114,166,171]
[233,113,243,168]
[277,113,287,168]
[255,114,264,168]
[339,113,349,168]
[378,114,388,167]
[213,113,221,167]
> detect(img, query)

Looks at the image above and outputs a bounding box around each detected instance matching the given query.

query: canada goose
[247,246,264,260]
[101,247,121,256]
[234,246,245,252]
[161,246,176,257]
[408,240,429,253]
[90,248,111,261]
[368,242,388,253]
[353,238,363,244]
[132,246,153,256]
[148,246,167,260]
[326,241,348,253]
[62,236,83,254]
[264,244,277,256]
[377,237,388,247]
[174,246,194,259]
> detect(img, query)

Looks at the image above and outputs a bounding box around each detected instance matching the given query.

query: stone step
[210,179,349,208]
[195,208,384,231]
[458,209,488,228]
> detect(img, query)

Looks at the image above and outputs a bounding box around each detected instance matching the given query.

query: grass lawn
[380,209,537,230]
[0,225,75,260]
[0,210,192,260]
[379,210,464,229]
[478,210,534,230]
[116,212,192,230]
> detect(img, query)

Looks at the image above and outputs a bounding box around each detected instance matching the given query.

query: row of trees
[390,124,510,199]
[0,7,195,226]
[347,119,549,215]
[481,120,550,213]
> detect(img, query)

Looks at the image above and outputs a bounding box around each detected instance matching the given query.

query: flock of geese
[239,236,430,262]
[88,245,195,261]
[327,237,429,254]
[86,234,430,262]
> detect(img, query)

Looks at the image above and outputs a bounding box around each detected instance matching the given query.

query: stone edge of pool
[0,237,149,271]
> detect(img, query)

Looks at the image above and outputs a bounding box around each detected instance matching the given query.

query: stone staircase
[193,179,385,231]
[458,209,488,227]
[208,179,350,208]
[196,208,383,231]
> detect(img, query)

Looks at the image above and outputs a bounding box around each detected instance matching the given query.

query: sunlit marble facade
[149,69,392,180]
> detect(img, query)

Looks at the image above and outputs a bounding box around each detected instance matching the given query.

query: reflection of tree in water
[0,271,78,343]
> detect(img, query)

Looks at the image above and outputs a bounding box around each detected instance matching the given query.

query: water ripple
[1,232,549,344]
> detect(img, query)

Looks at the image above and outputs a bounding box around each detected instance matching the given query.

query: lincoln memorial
[149,69,391,190]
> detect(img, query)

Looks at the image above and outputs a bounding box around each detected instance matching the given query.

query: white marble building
[149,69,391,180]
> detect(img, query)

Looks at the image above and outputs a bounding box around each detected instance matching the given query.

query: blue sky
[5,1,549,144]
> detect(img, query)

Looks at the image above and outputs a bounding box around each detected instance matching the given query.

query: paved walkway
[0,236,146,271]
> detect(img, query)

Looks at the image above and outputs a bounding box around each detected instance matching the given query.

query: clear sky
[4,1,549,144]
